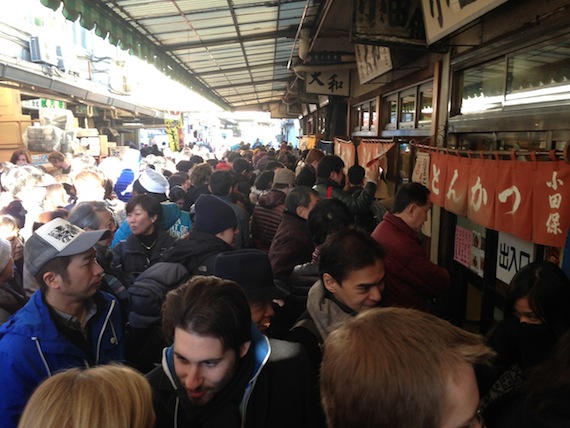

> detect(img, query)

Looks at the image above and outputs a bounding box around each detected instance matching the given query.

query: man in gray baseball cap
[0,218,125,428]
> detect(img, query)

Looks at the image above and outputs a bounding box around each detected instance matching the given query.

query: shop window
[418,83,433,126]
[385,95,398,130]
[454,35,570,115]
[351,98,377,135]
[399,89,416,129]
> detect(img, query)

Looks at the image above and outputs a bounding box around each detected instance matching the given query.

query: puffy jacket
[0,290,124,427]
[251,189,286,252]
[371,212,450,311]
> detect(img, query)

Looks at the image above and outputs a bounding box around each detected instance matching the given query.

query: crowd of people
[0,142,568,427]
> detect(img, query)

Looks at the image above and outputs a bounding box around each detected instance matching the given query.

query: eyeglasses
[458,409,484,428]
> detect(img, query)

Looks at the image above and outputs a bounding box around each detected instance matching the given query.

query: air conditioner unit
[29,36,59,67]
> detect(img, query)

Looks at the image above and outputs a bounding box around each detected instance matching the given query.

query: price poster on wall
[454,225,486,278]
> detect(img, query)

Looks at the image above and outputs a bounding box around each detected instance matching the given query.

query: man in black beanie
[161,194,238,275]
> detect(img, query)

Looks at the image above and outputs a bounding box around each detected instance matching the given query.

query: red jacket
[371,212,450,312]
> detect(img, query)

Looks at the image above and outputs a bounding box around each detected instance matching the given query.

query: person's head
[176,160,194,173]
[18,364,155,428]
[272,168,295,190]
[162,276,252,406]
[305,148,325,168]
[284,186,319,219]
[308,199,354,246]
[193,194,238,246]
[232,157,253,176]
[42,183,69,211]
[126,194,162,236]
[47,151,68,170]
[321,307,495,428]
[392,182,432,232]
[3,164,47,200]
[214,249,289,333]
[504,261,570,338]
[169,185,186,209]
[253,170,274,191]
[0,237,13,283]
[209,170,233,196]
[319,227,385,312]
[190,162,213,187]
[24,218,107,296]
[316,155,345,186]
[132,168,169,202]
[347,164,365,187]
[168,172,190,191]
[10,149,30,166]
[68,201,117,248]
[72,169,106,201]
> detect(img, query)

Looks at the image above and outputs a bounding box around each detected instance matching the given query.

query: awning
[40,0,230,110]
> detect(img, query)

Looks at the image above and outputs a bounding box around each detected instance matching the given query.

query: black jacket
[147,326,325,428]
[160,231,233,275]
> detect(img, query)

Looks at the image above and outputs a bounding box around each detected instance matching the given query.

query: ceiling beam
[166,29,295,51]
[208,77,290,90]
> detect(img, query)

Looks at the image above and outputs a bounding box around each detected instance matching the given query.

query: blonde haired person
[18,364,155,428]
[321,307,495,428]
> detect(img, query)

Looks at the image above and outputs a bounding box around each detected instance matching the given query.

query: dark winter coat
[251,189,286,252]
[160,231,233,276]
[112,228,175,280]
[314,178,376,215]
[371,212,450,311]
[269,211,314,281]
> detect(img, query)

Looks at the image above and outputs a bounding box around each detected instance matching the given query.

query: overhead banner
[421,0,509,45]
[467,157,496,229]
[305,70,350,97]
[430,152,570,247]
[352,0,427,48]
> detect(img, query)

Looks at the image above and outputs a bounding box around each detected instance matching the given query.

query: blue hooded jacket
[0,290,125,428]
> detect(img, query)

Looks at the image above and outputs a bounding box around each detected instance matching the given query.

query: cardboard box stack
[0,87,32,161]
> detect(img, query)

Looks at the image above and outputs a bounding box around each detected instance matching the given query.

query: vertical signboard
[496,232,535,285]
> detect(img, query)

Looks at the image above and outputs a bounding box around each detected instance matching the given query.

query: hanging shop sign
[412,151,430,187]
[305,70,350,97]
[355,45,392,84]
[352,0,426,48]
[454,225,486,277]
[421,0,509,45]
[429,152,570,247]
[496,232,535,285]
[164,115,183,152]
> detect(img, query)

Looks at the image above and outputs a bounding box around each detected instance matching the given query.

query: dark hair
[347,165,365,186]
[209,170,233,196]
[232,157,253,174]
[176,160,194,173]
[265,161,285,172]
[126,194,163,224]
[316,155,344,180]
[10,149,30,164]
[169,185,185,202]
[162,276,252,353]
[190,155,204,165]
[190,163,213,186]
[504,261,570,338]
[285,186,318,213]
[392,182,430,214]
[35,256,72,294]
[254,170,274,191]
[319,227,385,284]
[226,152,241,163]
[308,199,354,246]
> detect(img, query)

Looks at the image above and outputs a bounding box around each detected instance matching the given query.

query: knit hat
[273,168,295,185]
[0,238,12,273]
[24,218,109,277]
[214,249,289,301]
[137,168,169,194]
[193,194,237,235]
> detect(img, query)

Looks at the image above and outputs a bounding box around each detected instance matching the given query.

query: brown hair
[305,148,324,166]
[10,148,30,164]
[18,364,155,428]
[320,307,494,428]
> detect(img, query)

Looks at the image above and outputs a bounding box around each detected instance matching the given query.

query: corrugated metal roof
[100,0,318,113]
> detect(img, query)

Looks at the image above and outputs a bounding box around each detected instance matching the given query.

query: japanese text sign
[306,70,350,96]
